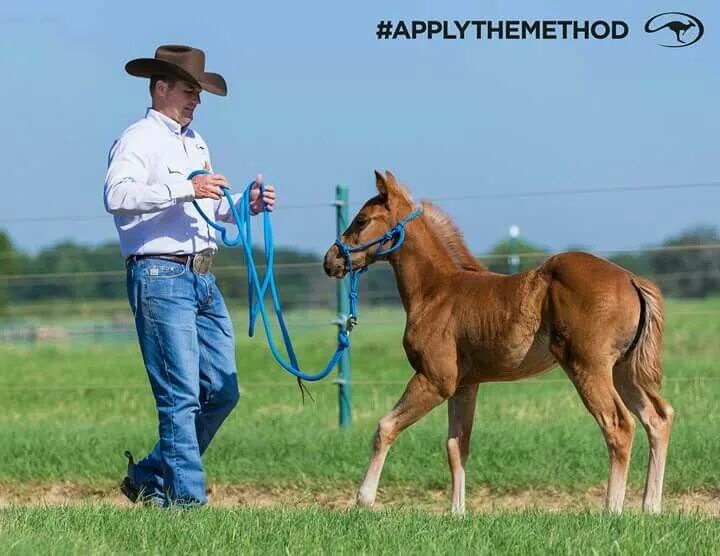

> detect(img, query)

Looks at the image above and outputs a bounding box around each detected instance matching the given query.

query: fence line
[1,308,718,345]
[1,244,719,281]
[2,308,718,320]
[1,238,720,266]
[0,375,717,392]
[0,262,324,282]
[419,180,720,204]
[2,268,718,288]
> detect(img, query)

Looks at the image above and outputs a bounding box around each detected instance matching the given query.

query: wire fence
[1,178,718,351]
[1,304,718,346]
[1,240,719,268]
[1,374,718,393]
[1,248,718,328]
[0,243,719,280]
[2,178,720,225]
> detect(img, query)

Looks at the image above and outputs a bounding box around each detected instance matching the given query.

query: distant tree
[608,253,654,277]
[0,230,21,274]
[214,245,321,310]
[19,241,96,301]
[3,222,718,311]
[482,238,550,274]
[564,244,592,252]
[649,225,720,298]
[0,230,24,312]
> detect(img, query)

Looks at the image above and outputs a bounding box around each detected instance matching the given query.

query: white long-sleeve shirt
[104,108,240,258]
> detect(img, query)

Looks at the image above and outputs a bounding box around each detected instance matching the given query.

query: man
[104,45,276,507]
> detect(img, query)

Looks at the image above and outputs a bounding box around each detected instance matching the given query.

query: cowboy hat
[125,44,227,96]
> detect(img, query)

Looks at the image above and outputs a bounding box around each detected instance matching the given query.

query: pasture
[1,300,719,553]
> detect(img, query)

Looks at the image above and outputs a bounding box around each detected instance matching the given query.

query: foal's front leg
[357,372,446,507]
[447,384,479,515]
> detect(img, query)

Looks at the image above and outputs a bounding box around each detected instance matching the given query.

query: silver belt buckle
[192,249,214,274]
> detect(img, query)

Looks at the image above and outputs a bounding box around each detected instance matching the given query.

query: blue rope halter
[333,207,423,329]
[190,169,422,381]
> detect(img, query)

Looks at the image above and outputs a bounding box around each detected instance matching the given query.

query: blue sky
[0,0,717,257]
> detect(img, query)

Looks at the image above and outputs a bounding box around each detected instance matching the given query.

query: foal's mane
[419,201,486,272]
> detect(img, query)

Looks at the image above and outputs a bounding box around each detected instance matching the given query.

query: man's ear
[375,169,388,198]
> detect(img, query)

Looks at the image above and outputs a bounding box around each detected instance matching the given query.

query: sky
[0,0,718,258]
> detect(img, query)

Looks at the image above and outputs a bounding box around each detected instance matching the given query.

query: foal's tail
[627,276,665,389]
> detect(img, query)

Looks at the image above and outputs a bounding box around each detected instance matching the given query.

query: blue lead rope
[190,169,421,382]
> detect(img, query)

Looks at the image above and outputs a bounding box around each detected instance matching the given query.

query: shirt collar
[145,108,191,137]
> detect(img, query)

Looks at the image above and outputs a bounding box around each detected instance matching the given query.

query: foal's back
[450,252,645,384]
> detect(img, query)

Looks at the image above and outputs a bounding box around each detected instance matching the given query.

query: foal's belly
[460,330,558,384]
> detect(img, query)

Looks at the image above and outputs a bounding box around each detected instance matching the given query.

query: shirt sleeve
[104,132,195,216]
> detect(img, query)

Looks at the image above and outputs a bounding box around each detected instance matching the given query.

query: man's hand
[249,174,276,214]
[192,173,229,200]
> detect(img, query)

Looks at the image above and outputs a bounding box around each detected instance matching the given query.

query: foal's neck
[388,216,457,314]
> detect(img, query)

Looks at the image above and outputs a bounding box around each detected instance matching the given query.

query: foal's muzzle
[323,244,348,278]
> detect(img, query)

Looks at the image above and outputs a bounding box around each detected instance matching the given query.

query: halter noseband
[333,207,423,330]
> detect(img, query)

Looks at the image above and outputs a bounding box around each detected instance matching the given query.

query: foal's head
[323,170,416,278]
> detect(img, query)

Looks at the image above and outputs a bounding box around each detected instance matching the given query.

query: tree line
[0,225,718,313]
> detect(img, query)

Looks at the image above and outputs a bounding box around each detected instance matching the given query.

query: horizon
[0,208,720,260]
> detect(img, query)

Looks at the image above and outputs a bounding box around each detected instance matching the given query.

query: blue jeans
[126,257,239,506]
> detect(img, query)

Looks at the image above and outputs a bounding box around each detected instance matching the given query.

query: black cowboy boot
[119,450,140,503]
[119,451,164,507]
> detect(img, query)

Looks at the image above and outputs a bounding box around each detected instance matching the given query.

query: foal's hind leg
[357,373,446,508]
[562,361,636,513]
[447,384,479,515]
[613,361,674,513]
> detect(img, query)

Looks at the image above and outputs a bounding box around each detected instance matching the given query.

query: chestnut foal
[323,171,673,514]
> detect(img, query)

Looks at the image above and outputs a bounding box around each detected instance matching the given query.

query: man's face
[155,79,202,127]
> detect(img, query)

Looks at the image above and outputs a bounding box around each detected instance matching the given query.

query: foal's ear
[375,169,404,200]
[384,170,399,189]
[374,169,388,198]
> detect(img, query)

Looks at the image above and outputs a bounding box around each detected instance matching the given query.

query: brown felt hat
[125,44,227,96]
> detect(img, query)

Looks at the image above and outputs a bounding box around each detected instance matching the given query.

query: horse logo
[644,12,704,47]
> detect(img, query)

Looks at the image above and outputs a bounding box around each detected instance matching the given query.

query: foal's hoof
[643,503,662,514]
[356,490,376,508]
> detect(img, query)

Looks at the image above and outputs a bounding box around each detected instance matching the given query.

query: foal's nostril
[323,248,339,276]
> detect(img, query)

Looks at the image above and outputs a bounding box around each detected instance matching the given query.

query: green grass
[1,300,719,553]
[1,303,719,492]
[1,507,719,555]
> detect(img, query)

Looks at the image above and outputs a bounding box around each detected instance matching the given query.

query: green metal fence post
[335,185,351,428]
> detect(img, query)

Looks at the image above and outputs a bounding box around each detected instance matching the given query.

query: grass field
[2,507,719,554]
[1,299,720,553]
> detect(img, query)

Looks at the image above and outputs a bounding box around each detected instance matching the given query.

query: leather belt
[128,254,193,265]
[126,249,215,274]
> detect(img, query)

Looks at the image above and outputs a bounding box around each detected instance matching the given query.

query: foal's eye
[355,215,369,228]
